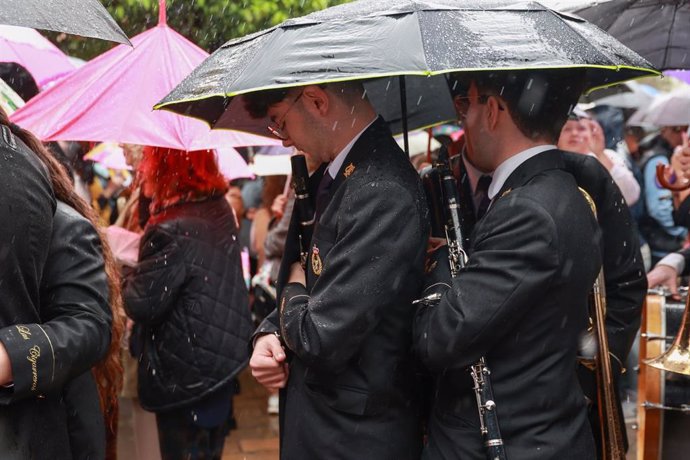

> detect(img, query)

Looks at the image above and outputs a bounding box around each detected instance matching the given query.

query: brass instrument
[645,288,690,375]
[580,188,626,460]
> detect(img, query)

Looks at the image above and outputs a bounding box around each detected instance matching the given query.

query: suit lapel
[327,117,394,200]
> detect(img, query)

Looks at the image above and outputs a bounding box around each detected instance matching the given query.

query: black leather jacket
[124,196,252,412]
[0,124,111,458]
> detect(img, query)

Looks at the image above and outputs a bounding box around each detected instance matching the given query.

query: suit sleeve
[414,196,560,372]
[562,153,646,367]
[0,209,111,402]
[123,224,186,324]
[280,180,424,373]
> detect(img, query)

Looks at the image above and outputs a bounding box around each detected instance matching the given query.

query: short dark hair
[243,88,292,119]
[242,81,367,119]
[0,62,39,101]
[447,69,587,143]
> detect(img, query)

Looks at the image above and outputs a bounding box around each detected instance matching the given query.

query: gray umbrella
[156,0,658,139]
[0,0,130,45]
[569,0,690,71]
[628,88,690,126]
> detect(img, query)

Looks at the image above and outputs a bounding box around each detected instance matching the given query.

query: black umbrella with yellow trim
[156,0,659,141]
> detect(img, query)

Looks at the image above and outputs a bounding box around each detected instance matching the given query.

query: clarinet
[290,155,315,270]
[419,147,507,460]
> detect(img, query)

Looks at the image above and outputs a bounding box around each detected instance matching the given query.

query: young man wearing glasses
[244,82,429,460]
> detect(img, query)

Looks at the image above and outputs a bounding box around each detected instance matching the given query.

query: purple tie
[315,171,334,219]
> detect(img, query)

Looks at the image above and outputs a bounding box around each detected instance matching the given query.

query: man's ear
[486,96,504,130]
[303,85,329,116]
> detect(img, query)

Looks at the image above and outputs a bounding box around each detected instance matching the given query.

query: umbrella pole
[399,76,409,155]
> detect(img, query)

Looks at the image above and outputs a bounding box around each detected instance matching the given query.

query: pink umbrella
[0,25,76,88]
[84,143,253,181]
[11,0,278,151]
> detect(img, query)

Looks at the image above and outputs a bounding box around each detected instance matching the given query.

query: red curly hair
[140,147,229,214]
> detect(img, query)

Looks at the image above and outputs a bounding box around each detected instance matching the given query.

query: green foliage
[48,0,351,60]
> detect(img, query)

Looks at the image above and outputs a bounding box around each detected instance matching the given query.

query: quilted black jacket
[124,196,252,411]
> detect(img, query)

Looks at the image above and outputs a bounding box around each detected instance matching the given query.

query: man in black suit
[447,88,645,458]
[457,144,645,450]
[246,82,429,459]
[414,70,603,459]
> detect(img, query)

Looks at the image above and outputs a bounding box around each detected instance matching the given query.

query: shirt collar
[327,116,378,179]
[488,144,556,200]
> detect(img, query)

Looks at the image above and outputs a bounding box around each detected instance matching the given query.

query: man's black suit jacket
[255,117,430,460]
[415,150,602,459]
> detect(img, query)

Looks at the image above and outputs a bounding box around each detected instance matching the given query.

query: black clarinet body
[290,155,315,270]
[419,147,507,460]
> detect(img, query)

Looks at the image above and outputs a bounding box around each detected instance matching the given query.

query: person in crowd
[250,175,287,269]
[241,177,264,275]
[637,123,689,263]
[0,109,119,458]
[246,81,429,459]
[225,181,245,228]
[558,109,640,206]
[414,69,602,459]
[447,110,645,457]
[123,147,253,460]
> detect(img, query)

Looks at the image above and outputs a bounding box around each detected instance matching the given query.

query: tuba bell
[645,290,690,375]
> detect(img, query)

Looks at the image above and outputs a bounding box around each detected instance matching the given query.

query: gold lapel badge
[311,245,323,276]
[344,163,356,178]
[500,188,512,199]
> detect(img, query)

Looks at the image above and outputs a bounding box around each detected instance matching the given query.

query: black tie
[475,175,492,219]
[315,171,334,220]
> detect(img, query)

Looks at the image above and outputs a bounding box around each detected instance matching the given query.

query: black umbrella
[156,0,658,140]
[0,0,130,45]
[569,0,690,71]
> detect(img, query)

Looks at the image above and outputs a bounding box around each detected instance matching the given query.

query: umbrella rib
[661,2,679,70]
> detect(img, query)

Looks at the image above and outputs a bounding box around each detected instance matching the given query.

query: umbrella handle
[656,163,690,191]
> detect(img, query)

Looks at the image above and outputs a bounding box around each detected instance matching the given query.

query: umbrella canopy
[628,88,690,126]
[0,0,130,45]
[156,0,658,138]
[570,0,690,71]
[0,25,76,88]
[10,1,279,151]
[582,80,658,109]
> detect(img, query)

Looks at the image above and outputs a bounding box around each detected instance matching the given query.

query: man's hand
[647,264,681,299]
[288,261,306,286]
[672,132,690,179]
[588,120,614,171]
[0,341,13,386]
[250,334,289,391]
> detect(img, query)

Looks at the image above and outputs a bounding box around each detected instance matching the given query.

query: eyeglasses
[267,90,304,140]
[670,126,689,134]
[454,94,502,120]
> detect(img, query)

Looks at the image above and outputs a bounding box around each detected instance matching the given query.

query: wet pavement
[222,370,280,460]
